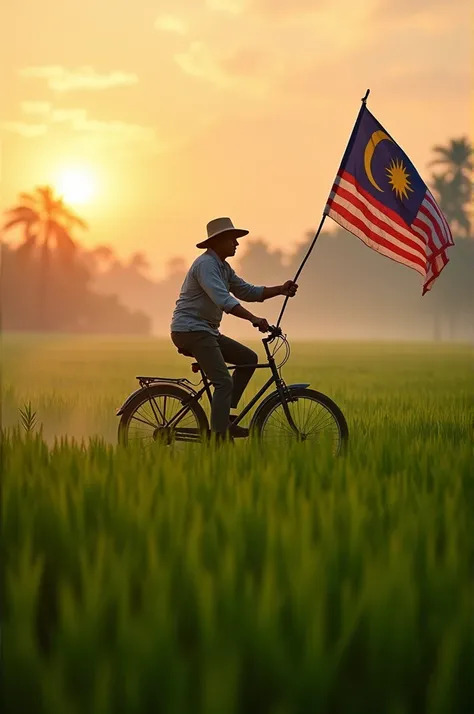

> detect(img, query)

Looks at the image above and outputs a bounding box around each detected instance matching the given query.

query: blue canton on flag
[324,107,454,294]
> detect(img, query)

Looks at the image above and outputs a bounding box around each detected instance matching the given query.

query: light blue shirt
[170,249,264,335]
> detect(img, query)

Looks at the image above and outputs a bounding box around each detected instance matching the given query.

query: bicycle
[116,325,349,454]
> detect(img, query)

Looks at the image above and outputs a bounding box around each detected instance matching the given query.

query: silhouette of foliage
[1,187,151,334]
[429,137,472,236]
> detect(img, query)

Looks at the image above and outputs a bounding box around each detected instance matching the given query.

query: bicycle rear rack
[136,375,199,390]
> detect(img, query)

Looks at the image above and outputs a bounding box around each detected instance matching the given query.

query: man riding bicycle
[170,217,298,442]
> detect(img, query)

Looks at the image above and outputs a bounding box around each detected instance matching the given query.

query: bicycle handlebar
[262,325,283,341]
[251,322,283,340]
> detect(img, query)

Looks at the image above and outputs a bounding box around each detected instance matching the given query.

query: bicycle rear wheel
[118,383,209,452]
[252,387,348,455]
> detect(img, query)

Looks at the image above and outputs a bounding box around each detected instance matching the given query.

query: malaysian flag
[324,107,454,294]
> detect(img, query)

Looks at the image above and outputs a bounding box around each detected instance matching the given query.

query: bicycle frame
[153,333,301,435]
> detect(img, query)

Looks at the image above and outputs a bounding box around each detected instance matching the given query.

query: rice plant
[2,335,473,714]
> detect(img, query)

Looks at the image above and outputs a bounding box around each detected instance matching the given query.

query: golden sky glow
[1,0,471,277]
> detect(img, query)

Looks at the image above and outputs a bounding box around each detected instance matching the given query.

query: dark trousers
[171,331,258,433]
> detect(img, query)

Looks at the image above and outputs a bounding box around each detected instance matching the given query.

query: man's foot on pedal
[229,414,249,438]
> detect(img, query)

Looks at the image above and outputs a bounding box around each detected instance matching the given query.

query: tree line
[1,137,472,339]
[1,186,151,334]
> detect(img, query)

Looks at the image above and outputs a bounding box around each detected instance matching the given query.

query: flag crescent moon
[364,130,394,192]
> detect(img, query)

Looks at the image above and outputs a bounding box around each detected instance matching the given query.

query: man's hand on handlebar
[252,317,271,333]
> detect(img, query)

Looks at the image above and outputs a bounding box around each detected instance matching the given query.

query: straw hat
[196,217,249,249]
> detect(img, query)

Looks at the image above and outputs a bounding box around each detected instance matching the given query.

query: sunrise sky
[1,0,471,278]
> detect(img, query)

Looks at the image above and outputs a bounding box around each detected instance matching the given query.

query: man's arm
[262,281,298,300]
[195,260,240,313]
[195,260,269,330]
[230,304,269,332]
[229,269,298,302]
[228,269,264,302]
[230,280,298,330]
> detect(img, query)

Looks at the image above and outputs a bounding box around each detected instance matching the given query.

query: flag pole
[275,88,371,329]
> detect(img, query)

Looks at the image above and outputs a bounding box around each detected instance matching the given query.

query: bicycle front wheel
[252,387,348,455]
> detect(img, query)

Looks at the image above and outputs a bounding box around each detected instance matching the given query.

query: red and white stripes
[325,170,454,294]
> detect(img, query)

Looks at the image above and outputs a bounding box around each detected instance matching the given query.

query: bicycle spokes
[261,395,341,450]
[127,394,203,449]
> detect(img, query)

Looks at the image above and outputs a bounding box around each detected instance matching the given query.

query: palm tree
[430,137,472,178]
[3,185,88,328]
[3,185,87,259]
[429,137,473,237]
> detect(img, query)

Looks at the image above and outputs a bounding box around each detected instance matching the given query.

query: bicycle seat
[177,347,201,372]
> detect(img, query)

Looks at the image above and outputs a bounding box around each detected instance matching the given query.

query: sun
[55,167,97,206]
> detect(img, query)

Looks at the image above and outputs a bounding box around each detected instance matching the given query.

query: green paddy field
[2,335,473,713]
